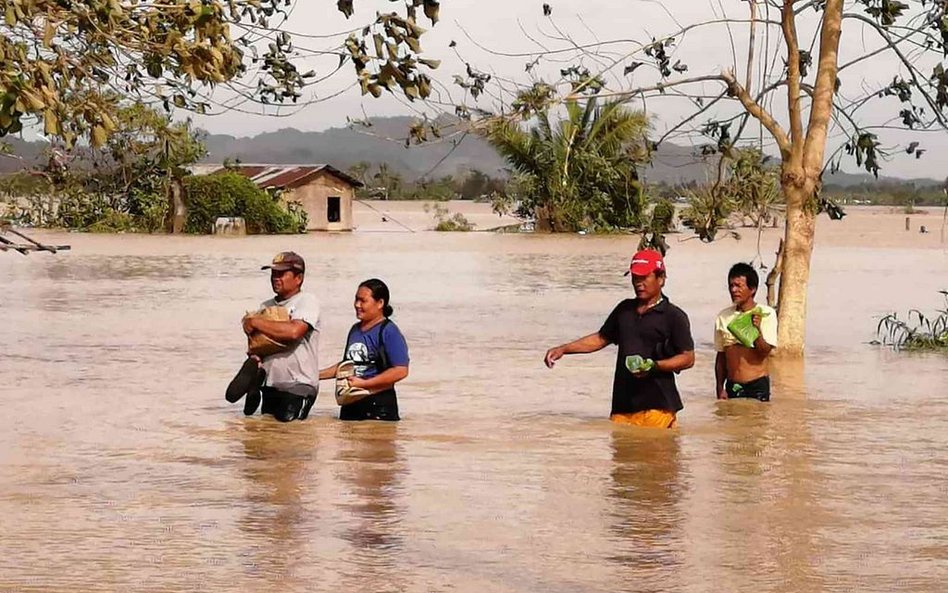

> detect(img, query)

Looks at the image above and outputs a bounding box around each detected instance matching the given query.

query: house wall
[284,172,355,231]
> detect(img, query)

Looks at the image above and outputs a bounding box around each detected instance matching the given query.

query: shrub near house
[182,172,306,234]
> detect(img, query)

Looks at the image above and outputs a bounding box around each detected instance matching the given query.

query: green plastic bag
[726,306,769,348]
[625,355,655,374]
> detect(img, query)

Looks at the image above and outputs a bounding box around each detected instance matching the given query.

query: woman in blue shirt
[320,278,410,421]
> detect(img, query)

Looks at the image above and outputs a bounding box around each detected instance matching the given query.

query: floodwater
[1,218,947,593]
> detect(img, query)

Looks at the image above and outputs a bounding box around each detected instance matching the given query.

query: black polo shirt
[598,295,694,415]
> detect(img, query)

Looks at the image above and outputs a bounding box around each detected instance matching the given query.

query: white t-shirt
[714,303,778,351]
[259,292,321,396]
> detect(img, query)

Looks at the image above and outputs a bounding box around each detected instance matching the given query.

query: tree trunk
[765,238,784,308]
[776,182,817,357]
[167,178,186,233]
[535,205,553,232]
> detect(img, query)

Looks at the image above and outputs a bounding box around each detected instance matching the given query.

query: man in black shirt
[544,250,695,428]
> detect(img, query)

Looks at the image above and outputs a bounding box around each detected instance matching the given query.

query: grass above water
[875,291,948,352]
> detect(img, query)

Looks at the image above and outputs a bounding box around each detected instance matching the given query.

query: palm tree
[485,98,649,232]
[372,162,403,200]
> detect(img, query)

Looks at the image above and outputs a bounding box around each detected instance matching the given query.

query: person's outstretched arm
[544,333,610,368]
[318,363,340,380]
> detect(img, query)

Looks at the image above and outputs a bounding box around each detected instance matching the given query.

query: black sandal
[226,358,261,403]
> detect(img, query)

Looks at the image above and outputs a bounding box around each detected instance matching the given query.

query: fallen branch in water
[0,224,71,255]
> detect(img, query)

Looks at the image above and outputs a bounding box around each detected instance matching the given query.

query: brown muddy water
[1,226,946,593]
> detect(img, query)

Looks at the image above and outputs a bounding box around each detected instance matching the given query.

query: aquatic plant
[875,291,948,352]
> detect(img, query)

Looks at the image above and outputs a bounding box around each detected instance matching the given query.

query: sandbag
[245,306,291,358]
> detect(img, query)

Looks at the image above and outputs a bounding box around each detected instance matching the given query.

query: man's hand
[242,315,257,335]
[544,346,566,368]
[717,389,729,400]
[751,314,763,330]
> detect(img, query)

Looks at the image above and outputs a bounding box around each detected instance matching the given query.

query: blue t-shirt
[344,320,410,379]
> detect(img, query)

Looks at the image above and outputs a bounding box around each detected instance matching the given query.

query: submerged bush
[183,172,305,234]
[425,202,474,231]
[86,211,139,233]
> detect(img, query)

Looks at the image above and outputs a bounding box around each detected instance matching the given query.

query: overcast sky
[190,0,948,180]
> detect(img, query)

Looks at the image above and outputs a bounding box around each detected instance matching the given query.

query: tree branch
[803,0,844,172]
[654,92,729,147]
[580,75,730,100]
[842,12,948,129]
[782,0,805,164]
[746,0,758,94]
[721,69,792,158]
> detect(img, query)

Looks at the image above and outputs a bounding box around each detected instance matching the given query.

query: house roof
[199,164,364,189]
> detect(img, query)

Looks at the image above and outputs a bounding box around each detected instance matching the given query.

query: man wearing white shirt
[243,251,321,421]
[714,263,778,401]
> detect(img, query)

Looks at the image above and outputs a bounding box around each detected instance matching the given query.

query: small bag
[625,355,655,374]
[334,360,372,406]
[726,307,767,348]
[245,306,291,358]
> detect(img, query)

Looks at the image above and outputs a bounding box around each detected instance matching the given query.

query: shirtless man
[714,263,778,402]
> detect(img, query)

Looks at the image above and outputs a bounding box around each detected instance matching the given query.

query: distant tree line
[822,181,948,209]
[0,106,304,234]
[346,161,508,201]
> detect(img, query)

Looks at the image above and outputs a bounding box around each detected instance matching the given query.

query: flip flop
[334,360,371,406]
[226,358,260,403]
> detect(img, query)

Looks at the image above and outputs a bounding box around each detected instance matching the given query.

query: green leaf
[21,90,45,111]
[373,34,385,59]
[337,0,354,18]
[423,0,440,24]
[43,110,59,136]
[91,125,107,147]
[43,21,56,47]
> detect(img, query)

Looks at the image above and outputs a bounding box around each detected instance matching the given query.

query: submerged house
[200,164,363,231]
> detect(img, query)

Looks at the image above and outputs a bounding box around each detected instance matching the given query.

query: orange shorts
[610,409,678,428]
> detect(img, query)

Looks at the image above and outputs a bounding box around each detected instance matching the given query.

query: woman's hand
[347,376,367,389]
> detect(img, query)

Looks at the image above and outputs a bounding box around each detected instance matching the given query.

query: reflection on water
[1,232,946,593]
[235,421,312,582]
[333,423,406,592]
[608,429,684,590]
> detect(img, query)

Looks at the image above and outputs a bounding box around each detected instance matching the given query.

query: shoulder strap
[343,323,359,359]
[376,318,391,371]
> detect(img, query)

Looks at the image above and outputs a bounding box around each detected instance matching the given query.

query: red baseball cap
[624,249,665,276]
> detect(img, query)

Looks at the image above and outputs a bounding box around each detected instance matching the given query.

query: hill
[2,116,943,188]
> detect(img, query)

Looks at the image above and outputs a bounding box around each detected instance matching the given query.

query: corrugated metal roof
[199,164,363,189]
[257,167,318,189]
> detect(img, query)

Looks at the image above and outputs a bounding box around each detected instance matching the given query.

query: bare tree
[451,0,948,356]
